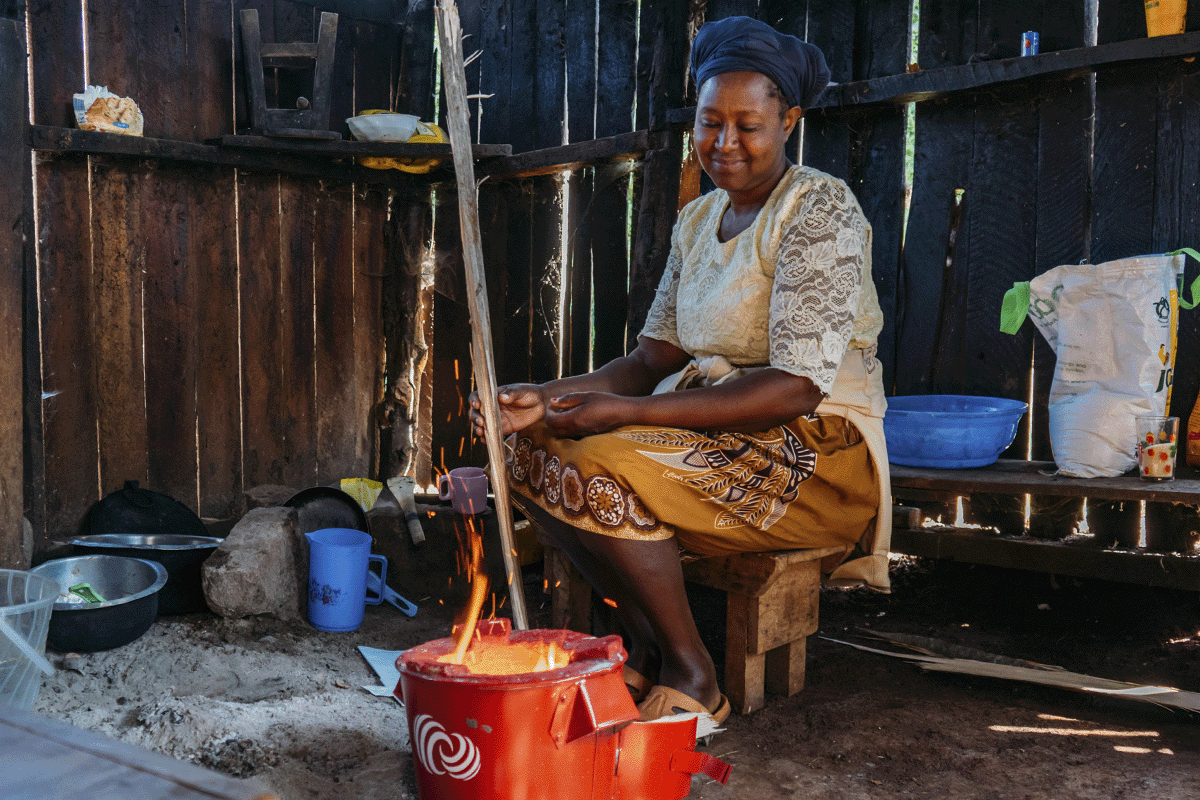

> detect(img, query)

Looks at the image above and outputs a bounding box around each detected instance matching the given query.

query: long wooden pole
[434,0,529,629]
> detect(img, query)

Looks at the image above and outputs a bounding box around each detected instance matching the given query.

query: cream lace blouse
[640,165,884,395]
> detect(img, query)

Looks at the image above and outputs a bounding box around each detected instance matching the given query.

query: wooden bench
[540,534,843,714]
[889,459,1200,590]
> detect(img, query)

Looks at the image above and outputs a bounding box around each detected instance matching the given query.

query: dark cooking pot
[69,534,221,614]
[30,555,168,652]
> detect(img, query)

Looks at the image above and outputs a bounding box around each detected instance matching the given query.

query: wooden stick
[434,0,529,629]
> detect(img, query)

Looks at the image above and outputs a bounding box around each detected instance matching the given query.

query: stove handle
[670,750,732,784]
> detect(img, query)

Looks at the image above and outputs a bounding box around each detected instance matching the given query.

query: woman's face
[694,71,802,204]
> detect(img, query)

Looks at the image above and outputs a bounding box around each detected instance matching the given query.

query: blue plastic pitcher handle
[365,554,388,605]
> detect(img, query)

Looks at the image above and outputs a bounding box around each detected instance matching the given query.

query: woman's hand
[544,392,637,438]
[469,384,548,437]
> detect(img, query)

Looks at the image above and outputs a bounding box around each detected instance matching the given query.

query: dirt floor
[29,554,1200,800]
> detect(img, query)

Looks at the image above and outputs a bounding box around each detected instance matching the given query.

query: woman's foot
[623,665,654,703]
[636,684,731,723]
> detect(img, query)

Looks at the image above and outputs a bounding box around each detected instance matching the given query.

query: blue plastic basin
[883,395,1028,469]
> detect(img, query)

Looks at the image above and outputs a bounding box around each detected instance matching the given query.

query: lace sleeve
[768,179,867,394]
[638,240,684,349]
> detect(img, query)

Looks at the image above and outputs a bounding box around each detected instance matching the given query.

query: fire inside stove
[435,633,570,675]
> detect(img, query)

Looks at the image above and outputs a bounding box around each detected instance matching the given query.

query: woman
[470,16,891,723]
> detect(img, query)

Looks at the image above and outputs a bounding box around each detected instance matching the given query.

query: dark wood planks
[1098,0,1147,45]
[383,191,435,482]
[1091,64,1157,265]
[353,186,388,479]
[139,164,199,508]
[186,0,236,142]
[628,0,689,345]
[1152,59,1200,423]
[29,0,83,129]
[430,186,480,475]
[0,17,26,566]
[853,0,910,81]
[191,167,243,520]
[895,96,973,396]
[313,183,357,483]
[590,164,634,367]
[1031,77,1091,461]
[238,173,289,488]
[960,86,1039,407]
[563,0,598,375]
[529,176,563,383]
[596,0,637,139]
[918,0,979,69]
[85,0,193,141]
[500,183,535,387]
[396,0,436,122]
[478,0,515,146]
[805,1,856,84]
[532,0,566,151]
[563,169,594,377]
[89,160,151,494]
[35,156,98,543]
[277,175,319,488]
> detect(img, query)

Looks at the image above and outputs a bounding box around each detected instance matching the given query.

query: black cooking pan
[284,486,371,535]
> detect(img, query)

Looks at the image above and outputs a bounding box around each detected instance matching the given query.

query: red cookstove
[396,619,731,799]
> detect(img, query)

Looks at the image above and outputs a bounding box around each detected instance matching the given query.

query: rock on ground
[202,506,307,621]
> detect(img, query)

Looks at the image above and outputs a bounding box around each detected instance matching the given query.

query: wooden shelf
[477,130,650,179]
[218,133,510,158]
[891,525,1200,591]
[667,31,1200,123]
[28,125,509,186]
[889,460,1200,505]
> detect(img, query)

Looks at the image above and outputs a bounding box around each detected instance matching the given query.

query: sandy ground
[29,556,1200,800]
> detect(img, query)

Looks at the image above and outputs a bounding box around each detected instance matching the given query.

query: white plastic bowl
[346,113,420,142]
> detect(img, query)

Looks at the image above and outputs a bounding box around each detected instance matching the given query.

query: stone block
[244,484,299,510]
[202,506,306,621]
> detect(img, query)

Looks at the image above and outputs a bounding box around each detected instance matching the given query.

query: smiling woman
[471,15,891,727]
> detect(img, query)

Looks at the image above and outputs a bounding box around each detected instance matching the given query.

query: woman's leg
[521,502,720,711]
[574,529,720,712]
[521,503,660,678]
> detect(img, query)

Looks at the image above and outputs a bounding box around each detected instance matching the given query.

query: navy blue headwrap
[690,16,831,110]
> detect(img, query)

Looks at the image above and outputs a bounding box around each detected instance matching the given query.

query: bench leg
[725,593,766,714]
[764,638,806,697]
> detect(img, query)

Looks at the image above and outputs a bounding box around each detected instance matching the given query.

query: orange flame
[437,637,569,675]
[449,528,489,663]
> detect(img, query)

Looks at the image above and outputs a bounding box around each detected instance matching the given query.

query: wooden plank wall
[23,0,402,551]
[16,0,1200,557]
[420,0,667,480]
[1,10,28,568]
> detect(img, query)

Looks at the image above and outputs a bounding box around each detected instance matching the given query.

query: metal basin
[30,555,168,652]
[70,533,221,614]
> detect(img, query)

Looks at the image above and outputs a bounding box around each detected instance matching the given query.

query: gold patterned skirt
[504,413,879,557]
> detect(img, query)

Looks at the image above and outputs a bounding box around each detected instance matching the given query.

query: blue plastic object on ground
[883,395,1029,469]
[306,528,388,632]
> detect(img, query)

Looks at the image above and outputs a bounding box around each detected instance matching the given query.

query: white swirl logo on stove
[413,714,481,781]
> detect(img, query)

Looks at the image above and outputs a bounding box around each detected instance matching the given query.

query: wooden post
[434,0,529,629]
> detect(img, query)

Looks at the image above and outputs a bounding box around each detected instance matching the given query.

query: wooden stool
[238,9,340,139]
[539,535,842,714]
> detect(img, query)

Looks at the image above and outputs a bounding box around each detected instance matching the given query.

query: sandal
[636,684,731,724]
[623,665,653,703]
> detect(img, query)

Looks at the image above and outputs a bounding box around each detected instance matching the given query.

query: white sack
[1024,254,1183,478]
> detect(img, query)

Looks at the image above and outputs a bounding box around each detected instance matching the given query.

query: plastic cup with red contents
[1136,415,1179,481]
